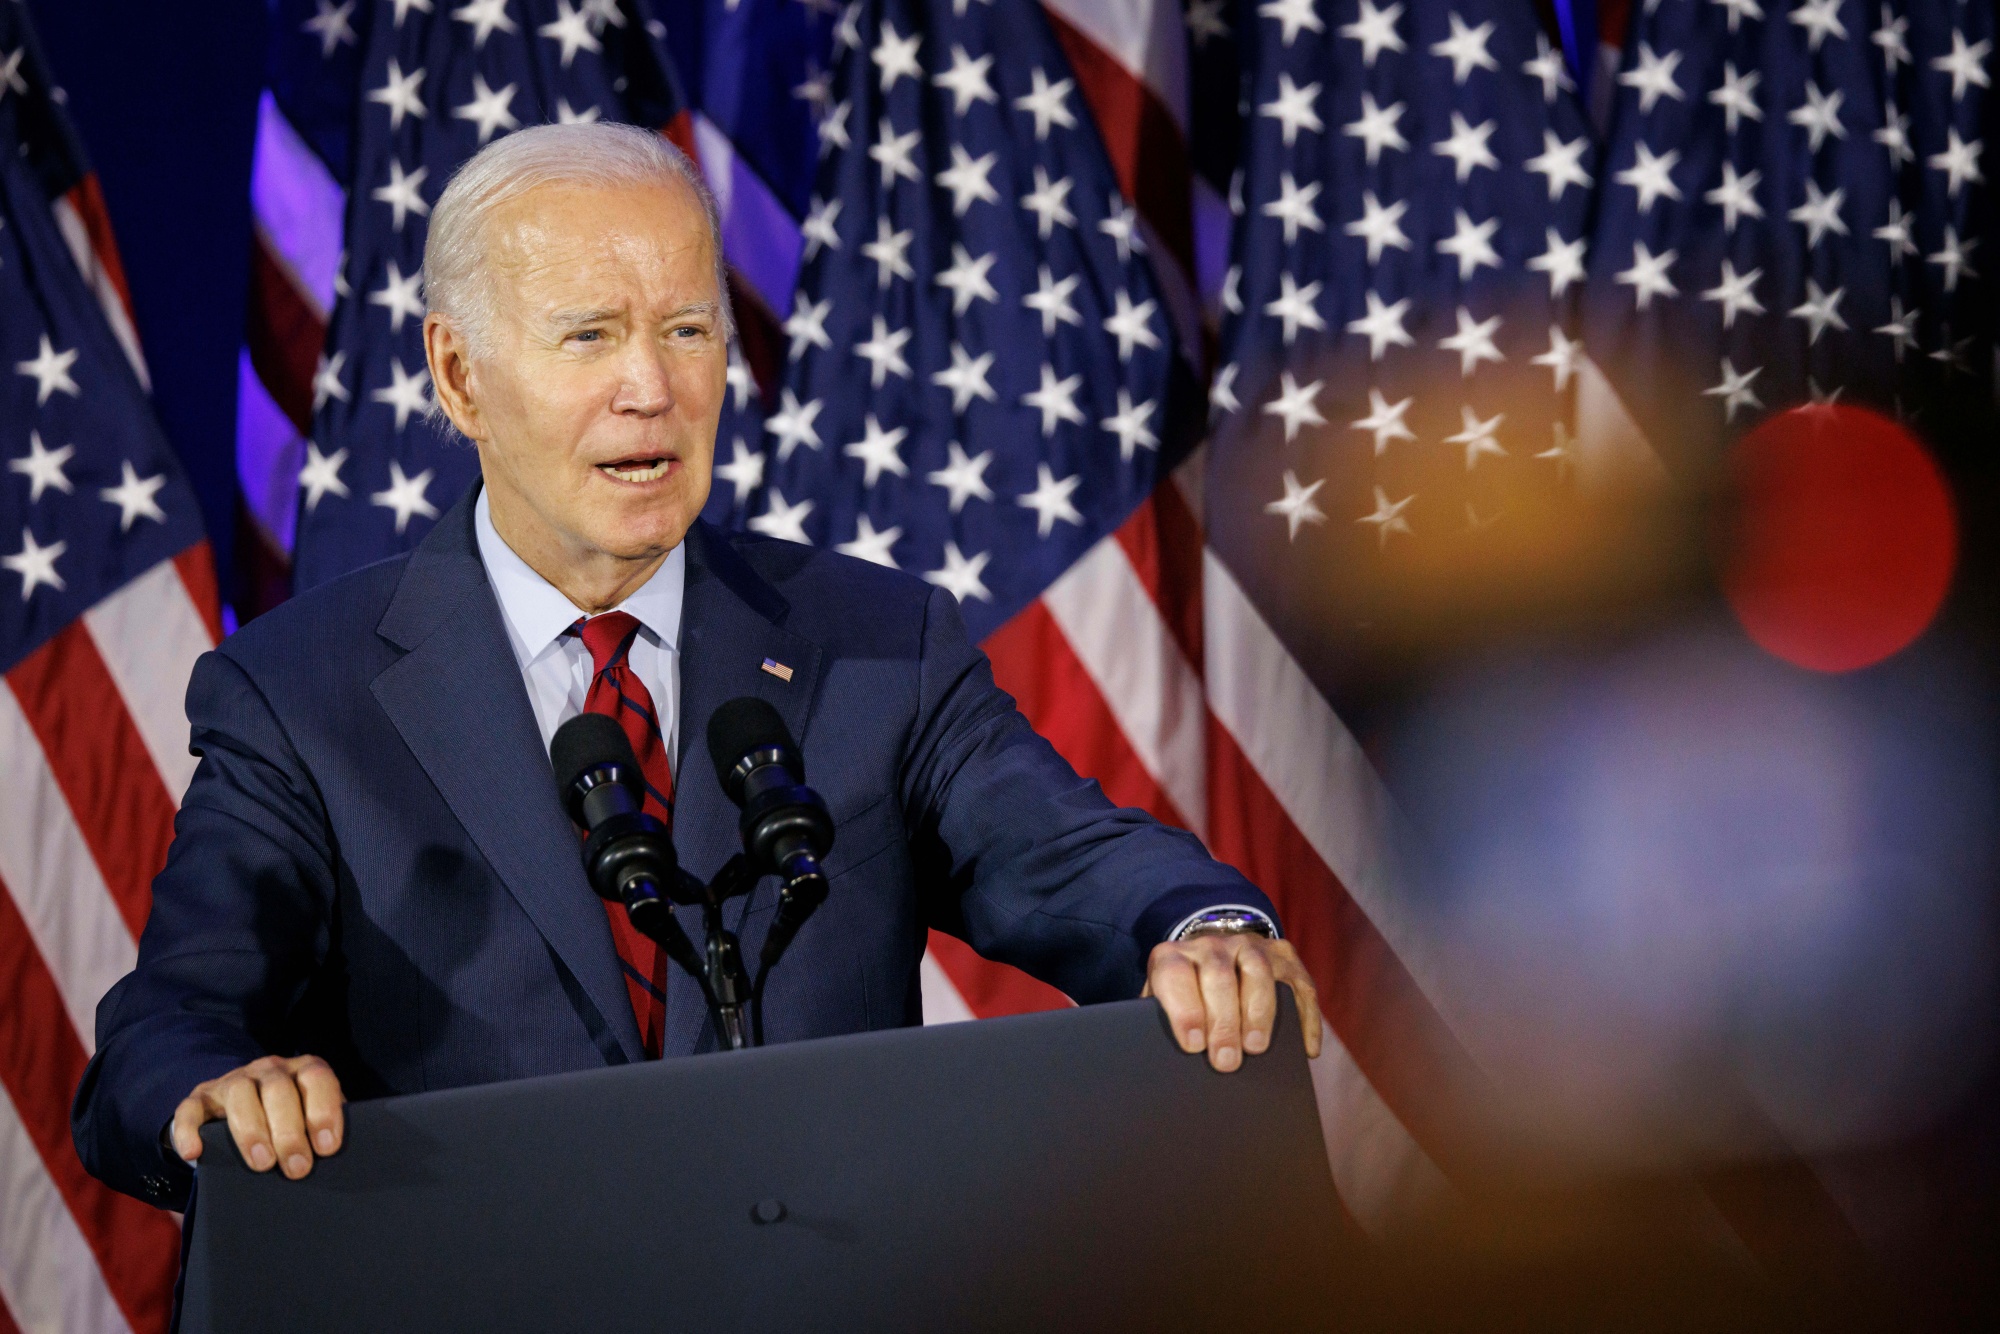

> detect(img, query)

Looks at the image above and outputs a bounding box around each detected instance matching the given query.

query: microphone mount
[557,701,841,1054]
[555,717,761,1051]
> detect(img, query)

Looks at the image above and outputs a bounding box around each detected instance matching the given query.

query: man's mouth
[598,455,675,483]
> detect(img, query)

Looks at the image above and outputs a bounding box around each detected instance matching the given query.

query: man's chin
[587,526,691,562]
[587,504,703,561]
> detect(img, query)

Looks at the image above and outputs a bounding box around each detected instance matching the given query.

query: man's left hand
[1144,935,1323,1072]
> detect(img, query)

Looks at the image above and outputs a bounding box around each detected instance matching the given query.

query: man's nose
[611,341,675,416]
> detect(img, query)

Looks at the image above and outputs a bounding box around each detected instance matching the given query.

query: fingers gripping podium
[178,996,1345,1332]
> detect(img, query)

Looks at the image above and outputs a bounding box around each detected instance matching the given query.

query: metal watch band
[1169,905,1279,942]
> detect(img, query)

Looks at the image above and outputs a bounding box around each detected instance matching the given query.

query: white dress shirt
[474,488,686,766]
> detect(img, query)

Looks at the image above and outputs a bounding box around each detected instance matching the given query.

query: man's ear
[423,313,483,441]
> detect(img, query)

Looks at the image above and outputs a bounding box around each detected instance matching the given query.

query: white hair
[421,121,733,361]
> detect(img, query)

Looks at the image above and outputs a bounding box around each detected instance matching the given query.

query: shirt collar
[474,486,686,661]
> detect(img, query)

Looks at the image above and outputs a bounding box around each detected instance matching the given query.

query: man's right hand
[170,1054,345,1180]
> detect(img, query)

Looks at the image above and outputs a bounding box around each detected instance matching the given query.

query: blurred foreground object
[1336,573,1998,1330]
[1390,616,1995,1165]
[1203,0,2000,1325]
[1722,405,1957,673]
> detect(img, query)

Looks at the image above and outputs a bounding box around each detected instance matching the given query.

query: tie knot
[575,611,642,676]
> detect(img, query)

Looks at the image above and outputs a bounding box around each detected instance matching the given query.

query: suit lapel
[370,486,645,1065]
[665,523,823,1055]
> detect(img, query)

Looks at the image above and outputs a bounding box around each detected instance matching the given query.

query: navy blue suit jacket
[73,485,1274,1208]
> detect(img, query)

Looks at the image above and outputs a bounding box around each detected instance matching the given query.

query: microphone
[707,698,835,893]
[550,714,699,967]
[706,698,835,981]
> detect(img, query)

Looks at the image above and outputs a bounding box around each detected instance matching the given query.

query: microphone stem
[750,964,771,1048]
[705,922,753,1051]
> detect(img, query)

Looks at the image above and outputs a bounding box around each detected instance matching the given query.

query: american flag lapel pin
[761,658,795,682]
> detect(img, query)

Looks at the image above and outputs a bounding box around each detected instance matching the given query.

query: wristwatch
[1169,905,1279,941]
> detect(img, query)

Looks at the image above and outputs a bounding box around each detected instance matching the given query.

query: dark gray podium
[180,997,1347,1332]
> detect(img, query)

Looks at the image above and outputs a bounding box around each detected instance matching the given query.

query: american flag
[1203,0,1995,1238]
[0,4,222,1330]
[762,0,1197,639]
[1583,0,1995,468]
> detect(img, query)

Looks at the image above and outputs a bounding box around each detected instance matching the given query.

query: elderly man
[72,123,1319,1208]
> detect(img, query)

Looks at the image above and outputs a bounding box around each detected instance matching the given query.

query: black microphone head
[707,697,796,799]
[551,713,641,819]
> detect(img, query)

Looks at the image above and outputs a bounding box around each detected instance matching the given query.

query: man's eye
[572,330,602,343]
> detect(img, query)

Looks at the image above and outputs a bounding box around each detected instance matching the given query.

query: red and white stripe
[0,1082,129,1334]
[0,546,218,1334]
[0,546,219,1334]
[2,154,224,1334]
[50,178,149,391]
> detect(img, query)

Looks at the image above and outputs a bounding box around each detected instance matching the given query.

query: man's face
[435,177,726,569]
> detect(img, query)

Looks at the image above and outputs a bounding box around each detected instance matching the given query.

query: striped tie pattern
[574,611,672,1058]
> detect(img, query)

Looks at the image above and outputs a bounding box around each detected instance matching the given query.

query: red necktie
[574,611,671,1058]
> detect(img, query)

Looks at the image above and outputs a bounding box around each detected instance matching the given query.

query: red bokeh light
[1722,405,1957,673]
